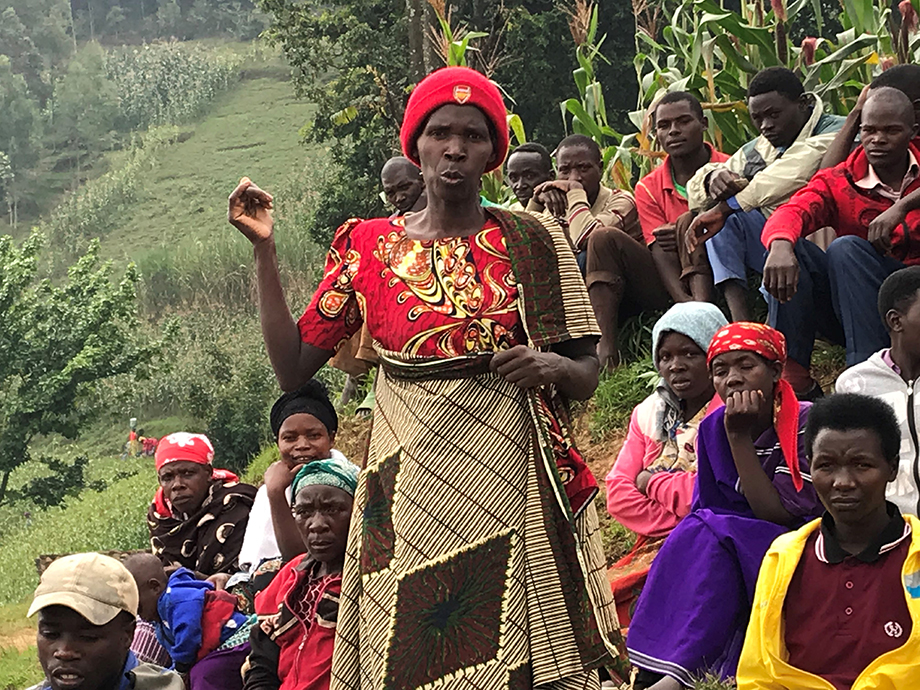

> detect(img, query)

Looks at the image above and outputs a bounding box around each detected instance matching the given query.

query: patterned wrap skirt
[329,350,621,690]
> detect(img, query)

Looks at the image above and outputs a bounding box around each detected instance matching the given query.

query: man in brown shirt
[527,134,670,367]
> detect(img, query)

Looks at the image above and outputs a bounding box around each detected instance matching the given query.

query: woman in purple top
[626,323,823,689]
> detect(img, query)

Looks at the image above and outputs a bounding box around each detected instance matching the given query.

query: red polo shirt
[634,143,730,246]
[783,504,913,690]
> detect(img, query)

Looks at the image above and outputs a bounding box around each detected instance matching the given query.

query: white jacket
[836,352,920,515]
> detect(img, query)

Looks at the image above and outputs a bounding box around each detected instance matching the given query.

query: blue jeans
[766,235,903,368]
[705,209,768,286]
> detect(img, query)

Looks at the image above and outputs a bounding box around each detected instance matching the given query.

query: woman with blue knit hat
[244,456,360,690]
[604,302,727,628]
[230,65,623,689]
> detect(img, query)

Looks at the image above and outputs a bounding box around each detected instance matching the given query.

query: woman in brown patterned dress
[228,67,623,689]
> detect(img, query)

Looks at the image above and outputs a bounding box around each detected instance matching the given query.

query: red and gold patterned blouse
[298,216,528,358]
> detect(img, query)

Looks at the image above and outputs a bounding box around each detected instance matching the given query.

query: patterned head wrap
[652,302,728,369]
[292,456,361,498]
[155,432,214,471]
[707,322,803,491]
[270,380,338,438]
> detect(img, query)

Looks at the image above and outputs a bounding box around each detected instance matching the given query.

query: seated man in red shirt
[737,392,920,689]
[761,87,920,397]
[820,64,920,170]
[635,91,729,303]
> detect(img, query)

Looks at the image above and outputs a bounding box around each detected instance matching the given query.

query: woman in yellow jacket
[738,392,920,690]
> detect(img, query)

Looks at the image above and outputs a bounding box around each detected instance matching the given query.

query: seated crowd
[26,61,920,690]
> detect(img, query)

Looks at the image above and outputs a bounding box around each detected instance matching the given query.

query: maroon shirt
[783,504,912,690]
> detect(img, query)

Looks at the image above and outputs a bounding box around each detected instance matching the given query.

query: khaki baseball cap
[28,553,139,625]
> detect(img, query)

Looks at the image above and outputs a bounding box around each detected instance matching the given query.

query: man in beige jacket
[528,134,669,367]
[686,67,844,322]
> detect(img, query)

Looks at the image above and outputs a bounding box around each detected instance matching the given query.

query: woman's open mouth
[440,170,464,184]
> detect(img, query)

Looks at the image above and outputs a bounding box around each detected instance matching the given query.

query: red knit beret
[400,66,509,173]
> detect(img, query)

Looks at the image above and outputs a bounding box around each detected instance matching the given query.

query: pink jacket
[605,391,716,538]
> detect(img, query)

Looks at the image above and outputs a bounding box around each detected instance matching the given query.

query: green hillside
[0,50,334,685]
[97,65,324,264]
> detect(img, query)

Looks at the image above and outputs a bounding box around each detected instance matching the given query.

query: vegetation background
[0,0,914,685]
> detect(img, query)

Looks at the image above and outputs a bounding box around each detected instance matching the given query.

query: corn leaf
[562,98,605,141]
[507,113,527,147]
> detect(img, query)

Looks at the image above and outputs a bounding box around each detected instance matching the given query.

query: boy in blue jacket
[126,553,253,689]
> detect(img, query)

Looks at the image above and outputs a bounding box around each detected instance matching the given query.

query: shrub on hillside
[91,314,279,474]
[0,467,155,605]
[4,455,113,510]
[200,354,277,475]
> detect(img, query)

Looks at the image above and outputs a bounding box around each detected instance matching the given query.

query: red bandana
[153,433,238,517]
[707,322,803,492]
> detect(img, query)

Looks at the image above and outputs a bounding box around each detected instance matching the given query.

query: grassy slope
[98,67,321,264]
[0,59,324,686]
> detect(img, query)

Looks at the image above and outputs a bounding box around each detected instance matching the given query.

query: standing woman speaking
[228,67,622,690]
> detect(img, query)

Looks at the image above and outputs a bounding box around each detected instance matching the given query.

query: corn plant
[105,41,241,131]
[559,0,919,191]
[559,0,618,150]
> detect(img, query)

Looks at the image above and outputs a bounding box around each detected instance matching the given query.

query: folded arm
[733,132,838,214]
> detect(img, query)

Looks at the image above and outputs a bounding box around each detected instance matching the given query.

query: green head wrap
[292,456,360,498]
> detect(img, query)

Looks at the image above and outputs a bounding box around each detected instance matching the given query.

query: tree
[157,0,184,38]
[105,4,126,39]
[49,42,119,186]
[0,0,73,75]
[0,6,52,104]
[0,55,41,226]
[0,233,165,504]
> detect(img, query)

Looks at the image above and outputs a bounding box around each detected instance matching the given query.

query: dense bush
[0,467,155,605]
[5,455,111,510]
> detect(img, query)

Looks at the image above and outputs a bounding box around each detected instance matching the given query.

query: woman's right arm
[229,178,332,391]
[263,461,307,561]
[252,238,332,390]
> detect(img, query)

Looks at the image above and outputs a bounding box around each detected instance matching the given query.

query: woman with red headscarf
[625,323,824,690]
[228,67,624,689]
[148,432,257,576]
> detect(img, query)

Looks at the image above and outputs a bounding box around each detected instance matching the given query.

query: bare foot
[648,676,682,690]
